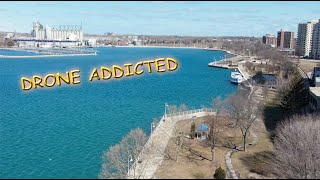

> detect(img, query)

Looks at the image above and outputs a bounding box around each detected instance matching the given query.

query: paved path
[237,63,251,82]
[224,86,262,179]
[127,109,216,179]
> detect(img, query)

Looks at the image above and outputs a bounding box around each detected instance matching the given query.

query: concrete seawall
[128,108,216,179]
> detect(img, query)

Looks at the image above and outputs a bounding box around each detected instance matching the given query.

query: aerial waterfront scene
[1,1,320,179]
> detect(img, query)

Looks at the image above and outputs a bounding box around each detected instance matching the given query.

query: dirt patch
[154,115,254,179]
[232,119,275,178]
[299,60,318,74]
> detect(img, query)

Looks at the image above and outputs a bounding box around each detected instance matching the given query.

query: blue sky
[0,1,319,37]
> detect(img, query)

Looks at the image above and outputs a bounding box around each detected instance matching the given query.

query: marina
[208,54,251,85]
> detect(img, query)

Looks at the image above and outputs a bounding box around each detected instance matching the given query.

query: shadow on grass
[262,102,308,141]
[262,105,285,138]
[239,151,277,177]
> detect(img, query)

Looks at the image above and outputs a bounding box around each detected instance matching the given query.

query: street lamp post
[165,102,169,119]
[151,122,155,134]
[127,155,133,175]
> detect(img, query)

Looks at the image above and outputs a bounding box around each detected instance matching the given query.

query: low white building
[88,38,97,46]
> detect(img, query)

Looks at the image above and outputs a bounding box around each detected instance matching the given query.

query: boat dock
[208,55,252,87]
[208,55,245,70]
[208,61,237,69]
[237,64,250,81]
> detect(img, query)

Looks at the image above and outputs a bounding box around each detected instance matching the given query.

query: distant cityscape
[262,19,320,60]
[0,21,258,49]
[2,19,320,60]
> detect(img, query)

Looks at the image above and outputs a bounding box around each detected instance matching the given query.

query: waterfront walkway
[127,108,216,179]
[208,55,245,69]
[224,86,263,179]
[237,64,250,82]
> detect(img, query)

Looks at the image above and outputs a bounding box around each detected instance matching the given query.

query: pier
[208,61,235,69]
[127,108,216,179]
[208,55,244,70]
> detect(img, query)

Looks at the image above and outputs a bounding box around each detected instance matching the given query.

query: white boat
[230,70,244,85]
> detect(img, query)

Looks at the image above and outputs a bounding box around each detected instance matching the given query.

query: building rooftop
[310,87,320,97]
[196,123,209,132]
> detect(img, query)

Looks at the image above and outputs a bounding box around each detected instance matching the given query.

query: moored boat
[230,70,243,85]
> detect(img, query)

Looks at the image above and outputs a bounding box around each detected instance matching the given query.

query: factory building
[31,21,83,42]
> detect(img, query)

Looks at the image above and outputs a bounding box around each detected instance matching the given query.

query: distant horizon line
[1,30,263,38]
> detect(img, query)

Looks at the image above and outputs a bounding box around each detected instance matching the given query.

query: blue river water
[0,47,238,178]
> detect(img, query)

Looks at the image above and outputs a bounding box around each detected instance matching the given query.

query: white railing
[166,108,216,117]
[128,108,216,178]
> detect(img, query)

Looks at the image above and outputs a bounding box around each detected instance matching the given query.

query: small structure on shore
[196,123,209,139]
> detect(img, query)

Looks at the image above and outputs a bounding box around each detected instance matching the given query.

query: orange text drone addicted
[20,58,179,91]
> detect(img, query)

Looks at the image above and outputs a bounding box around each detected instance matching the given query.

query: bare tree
[160,126,183,162]
[99,128,147,179]
[207,115,220,161]
[206,96,224,160]
[244,61,254,71]
[273,114,320,179]
[226,88,262,151]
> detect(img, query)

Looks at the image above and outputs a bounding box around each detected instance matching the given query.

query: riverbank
[1,45,233,60]
[104,45,235,55]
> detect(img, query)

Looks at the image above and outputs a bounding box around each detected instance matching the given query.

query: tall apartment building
[277,29,295,49]
[297,21,317,57]
[311,20,320,60]
[262,34,277,47]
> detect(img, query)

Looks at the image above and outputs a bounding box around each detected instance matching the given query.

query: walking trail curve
[127,108,216,179]
[224,86,263,179]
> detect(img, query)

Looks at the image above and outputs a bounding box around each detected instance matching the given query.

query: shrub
[214,167,226,179]
[7,40,14,47]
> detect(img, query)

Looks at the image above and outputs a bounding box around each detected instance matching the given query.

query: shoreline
[0,53,97,58]
[0,45,234,59]
[0,47,97,58]
[103,45,235,55]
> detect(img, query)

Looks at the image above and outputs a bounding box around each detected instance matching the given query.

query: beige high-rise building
[297,21,317,57]
[311,20,320,60]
